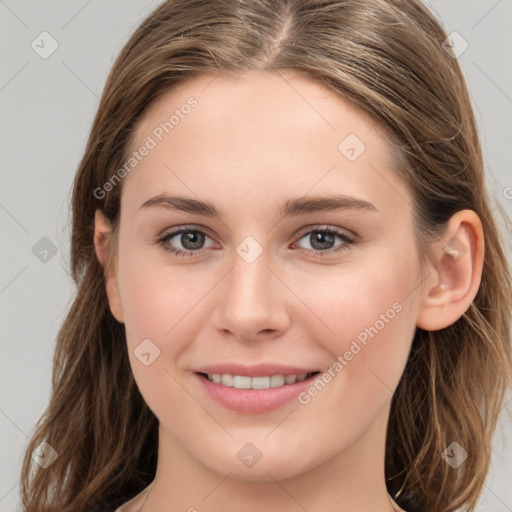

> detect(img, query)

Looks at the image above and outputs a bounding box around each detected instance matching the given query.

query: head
[21,1,512,512]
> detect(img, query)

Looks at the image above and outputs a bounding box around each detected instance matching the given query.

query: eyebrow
[139,193,378,218]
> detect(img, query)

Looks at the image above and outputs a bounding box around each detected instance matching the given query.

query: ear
[94,209,124,323]
[416,209,484,331]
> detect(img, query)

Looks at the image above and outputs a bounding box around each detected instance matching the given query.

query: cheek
[117,252,203,414]
[116,232,199,339]
[116,240,226,403]
[296,249,419,393]
[291,261,418,445]
[114,237,193,383]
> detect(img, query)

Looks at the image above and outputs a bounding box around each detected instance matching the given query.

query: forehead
[131,69,383,149]
[122,70,410,219]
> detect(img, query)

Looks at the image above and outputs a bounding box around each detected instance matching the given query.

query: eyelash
[157,225,357,258]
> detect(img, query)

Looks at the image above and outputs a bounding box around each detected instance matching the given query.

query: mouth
[193,363,324,413]
[197,371,321,390]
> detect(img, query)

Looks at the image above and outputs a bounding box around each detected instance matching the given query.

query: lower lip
[195,372,320,414]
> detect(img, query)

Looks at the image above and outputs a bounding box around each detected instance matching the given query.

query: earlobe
[416,209,484,331]
[93,209,124,324]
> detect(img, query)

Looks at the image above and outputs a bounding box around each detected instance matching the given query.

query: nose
[210,250,290,343]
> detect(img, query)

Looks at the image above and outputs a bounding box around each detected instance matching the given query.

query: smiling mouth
[197,371,321,390]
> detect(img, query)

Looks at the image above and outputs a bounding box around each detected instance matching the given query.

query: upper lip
[194,363,320,377]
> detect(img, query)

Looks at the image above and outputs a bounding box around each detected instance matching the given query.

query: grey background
[1,1,511,511]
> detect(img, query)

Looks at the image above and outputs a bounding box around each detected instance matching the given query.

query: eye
[157,225,357,258]
[293,226,356,257]
[157,226,216,257]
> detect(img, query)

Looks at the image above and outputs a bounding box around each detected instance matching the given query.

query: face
[101,70,424,481]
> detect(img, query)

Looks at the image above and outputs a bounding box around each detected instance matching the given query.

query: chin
[197,445,317,483]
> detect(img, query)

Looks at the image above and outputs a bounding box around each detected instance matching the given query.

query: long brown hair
[19,1,512,511]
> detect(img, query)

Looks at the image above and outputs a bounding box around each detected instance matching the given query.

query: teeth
[205,372,316,389]
[221,374,233,387]
[233,375,252,389]
[251,376,270,389]
[270,375,285,387]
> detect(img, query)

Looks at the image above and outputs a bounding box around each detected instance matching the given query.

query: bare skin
[94,70,484,512]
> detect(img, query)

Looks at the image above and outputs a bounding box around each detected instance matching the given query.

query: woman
[19,1,512,511]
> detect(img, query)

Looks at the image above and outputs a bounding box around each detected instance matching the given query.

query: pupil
[183,231,203,250]
[312,232,333,250]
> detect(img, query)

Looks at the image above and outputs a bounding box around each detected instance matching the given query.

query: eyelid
[159,223,217,240]
[157,223,358,257]
[291,225,357,257]
[293,223,357,241]
[158,223,357,244]
[158,224,219,247]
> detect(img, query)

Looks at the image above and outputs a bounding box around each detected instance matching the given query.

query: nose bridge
[212,242,289,338]
[232,248,272,304]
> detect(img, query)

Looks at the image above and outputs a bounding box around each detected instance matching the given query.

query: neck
[138,403,401,512]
